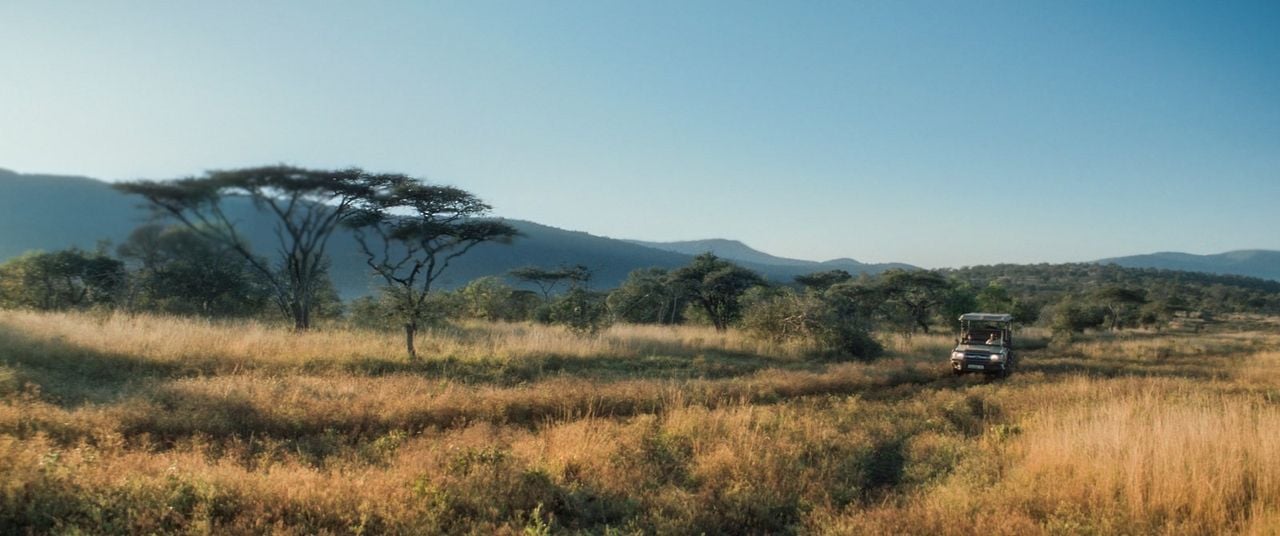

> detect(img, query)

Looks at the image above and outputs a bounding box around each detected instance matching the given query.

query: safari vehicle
[949,313,1016,377]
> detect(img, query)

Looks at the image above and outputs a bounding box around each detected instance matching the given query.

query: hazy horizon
[3,1,1278,268]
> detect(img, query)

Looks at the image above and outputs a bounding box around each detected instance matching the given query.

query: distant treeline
[945,263,1280,317]
[3,231,1278,359]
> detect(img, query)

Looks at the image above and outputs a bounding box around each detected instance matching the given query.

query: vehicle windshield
[960,322,1008,345]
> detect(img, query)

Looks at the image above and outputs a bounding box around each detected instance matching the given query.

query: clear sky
[2,1,1277,268]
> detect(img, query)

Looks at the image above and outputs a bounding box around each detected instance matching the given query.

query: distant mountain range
[1095,250,1280,283]
[2,168,1276,297]
[626,238,914,273]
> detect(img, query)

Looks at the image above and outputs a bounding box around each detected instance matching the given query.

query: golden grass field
[2,309,1279,534]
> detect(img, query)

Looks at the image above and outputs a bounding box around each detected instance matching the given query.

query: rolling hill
[0,168,905,297]
[627,238,914,274]
[1097,250,1280,283]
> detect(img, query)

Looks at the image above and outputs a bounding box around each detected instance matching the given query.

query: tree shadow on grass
[861,438,906,499]
[0,322,212,408]
[1019,356,1230,381]
[1004,352,1231,384]
[330,349,811,385]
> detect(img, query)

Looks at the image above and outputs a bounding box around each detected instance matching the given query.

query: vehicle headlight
[989,353,1002,361]
[952,351,964,359]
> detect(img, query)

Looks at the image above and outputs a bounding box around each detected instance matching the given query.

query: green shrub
[548,288,612,335]
[742,287,882,360]
[1050,298,1107,337]
[347,291,456,330]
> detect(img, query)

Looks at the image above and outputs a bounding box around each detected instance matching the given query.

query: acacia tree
[794,269,853,291]
[1095,286,1147,331]
[348,177,517,360]
[509,264,591,301]
[878,269,953,334]
[668,253,764,331]
[116,166,375,330]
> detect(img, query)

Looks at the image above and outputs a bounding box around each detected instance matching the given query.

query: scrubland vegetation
[3,308,1279,534]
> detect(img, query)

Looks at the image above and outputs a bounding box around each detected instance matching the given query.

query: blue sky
[2,1,1277,267]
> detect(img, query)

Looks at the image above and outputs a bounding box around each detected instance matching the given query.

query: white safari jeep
[949,313,1016,377]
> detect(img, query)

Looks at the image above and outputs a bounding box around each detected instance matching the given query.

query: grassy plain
[1,310,1278,534]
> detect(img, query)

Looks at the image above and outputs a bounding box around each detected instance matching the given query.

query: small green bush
[548,288,612,335]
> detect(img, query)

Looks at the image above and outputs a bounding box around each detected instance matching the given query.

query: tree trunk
[291,301,310,331]
[703,301,727,332]
[404,321,418,360]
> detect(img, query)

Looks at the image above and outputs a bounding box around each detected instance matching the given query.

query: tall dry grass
[2,309,1279,534]
[1007,391,1280,534]
[818,348,1280,536]
[0,309,822,370]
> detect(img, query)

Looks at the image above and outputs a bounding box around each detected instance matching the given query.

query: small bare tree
[348,177,517,360]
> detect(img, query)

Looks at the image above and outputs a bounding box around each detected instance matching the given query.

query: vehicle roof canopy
[959,313,1014,323]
